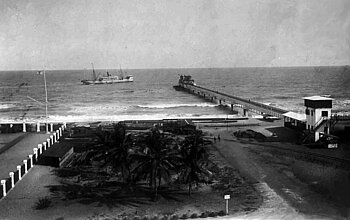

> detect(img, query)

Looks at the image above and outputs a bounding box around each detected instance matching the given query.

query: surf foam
[137,103,218,109]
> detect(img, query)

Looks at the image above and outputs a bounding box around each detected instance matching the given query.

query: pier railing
[331,114,350,121]
[180,82,288,118]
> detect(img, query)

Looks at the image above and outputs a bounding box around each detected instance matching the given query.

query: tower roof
[303,96,332,108]
[303,95,333,101]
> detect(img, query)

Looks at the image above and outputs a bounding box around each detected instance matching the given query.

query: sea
[0,66,349,123]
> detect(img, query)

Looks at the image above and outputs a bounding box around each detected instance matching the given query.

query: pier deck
[178,81,288,118]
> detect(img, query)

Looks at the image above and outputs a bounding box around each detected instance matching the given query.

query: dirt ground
[1,118,350,219]
[201,118,350,219]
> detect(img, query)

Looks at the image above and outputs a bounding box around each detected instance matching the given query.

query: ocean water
[0,66,349,122]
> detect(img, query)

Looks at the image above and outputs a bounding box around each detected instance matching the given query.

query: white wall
[306,107,331,141]
[306,107,331,130]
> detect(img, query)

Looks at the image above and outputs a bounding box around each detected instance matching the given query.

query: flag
[37,70,43,75]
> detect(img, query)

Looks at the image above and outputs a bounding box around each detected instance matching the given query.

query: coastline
[0,114,246,125]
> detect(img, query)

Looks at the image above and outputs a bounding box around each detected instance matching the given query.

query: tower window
[311,110,313,116]
[305,109,310,115]
[322,111,328,117]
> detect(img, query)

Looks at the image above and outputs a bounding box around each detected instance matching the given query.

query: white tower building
[303,96,333,142]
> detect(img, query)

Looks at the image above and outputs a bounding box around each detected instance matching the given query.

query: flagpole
[43,69,49,134]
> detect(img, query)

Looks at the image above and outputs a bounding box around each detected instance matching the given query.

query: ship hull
[81,79,134,85]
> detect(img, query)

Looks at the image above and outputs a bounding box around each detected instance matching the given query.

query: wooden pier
[176,76,288,118]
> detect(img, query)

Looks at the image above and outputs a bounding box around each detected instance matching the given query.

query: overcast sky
[1,0,349,70]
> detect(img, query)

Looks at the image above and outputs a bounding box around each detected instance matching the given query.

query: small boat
[81,63,134,85]
[173,85,183,91]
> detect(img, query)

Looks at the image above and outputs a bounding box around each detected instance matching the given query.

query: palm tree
[103,123,134,182]
[79,123,133,182]
[132,128,180,200]
[178,130,210,197]
[71,127,114,167]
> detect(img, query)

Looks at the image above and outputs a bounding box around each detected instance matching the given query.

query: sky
[0,0,350,70]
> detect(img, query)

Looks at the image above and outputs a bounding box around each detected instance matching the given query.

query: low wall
[0,122,66,134]
[0,123,66,200]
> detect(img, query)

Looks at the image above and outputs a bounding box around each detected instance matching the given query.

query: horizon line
[0,64,349,72]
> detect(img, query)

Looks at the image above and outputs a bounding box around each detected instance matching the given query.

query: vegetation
[34,196,52,210]
[103,123,134,182]
[52,123,212,202]
[199,212,208,218]
[132,128,181,200]
[48,123,262,218]
[84,211,228,220]
[189,213,198,218]
[217,210,226,216]
[178,130,210,196]
[207,212,217,217]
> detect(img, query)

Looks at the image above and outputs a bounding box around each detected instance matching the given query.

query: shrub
[190,213,198,219]
[170,214,179,220]
[142,215,150,220]
[87,213,116,220]
[66,190,78,200]
[180,214,188,219]
[217,210,226,216]
[208,212,217,218]
[161,215,169,220]
[151,215,159,220]
[34,196,51,210]
[133,216,141,220]
[199,212,208,218]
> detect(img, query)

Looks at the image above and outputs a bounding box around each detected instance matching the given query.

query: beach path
[0,133,51,180]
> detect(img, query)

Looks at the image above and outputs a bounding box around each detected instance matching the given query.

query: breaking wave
[342,99,350,105]
[68,105,130,114]
[0,113,239,123]
[137,103,217,109]
[0,103,16,109]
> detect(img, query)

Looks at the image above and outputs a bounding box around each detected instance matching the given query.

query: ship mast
[119,64,125,78]
[91,63,97,80]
